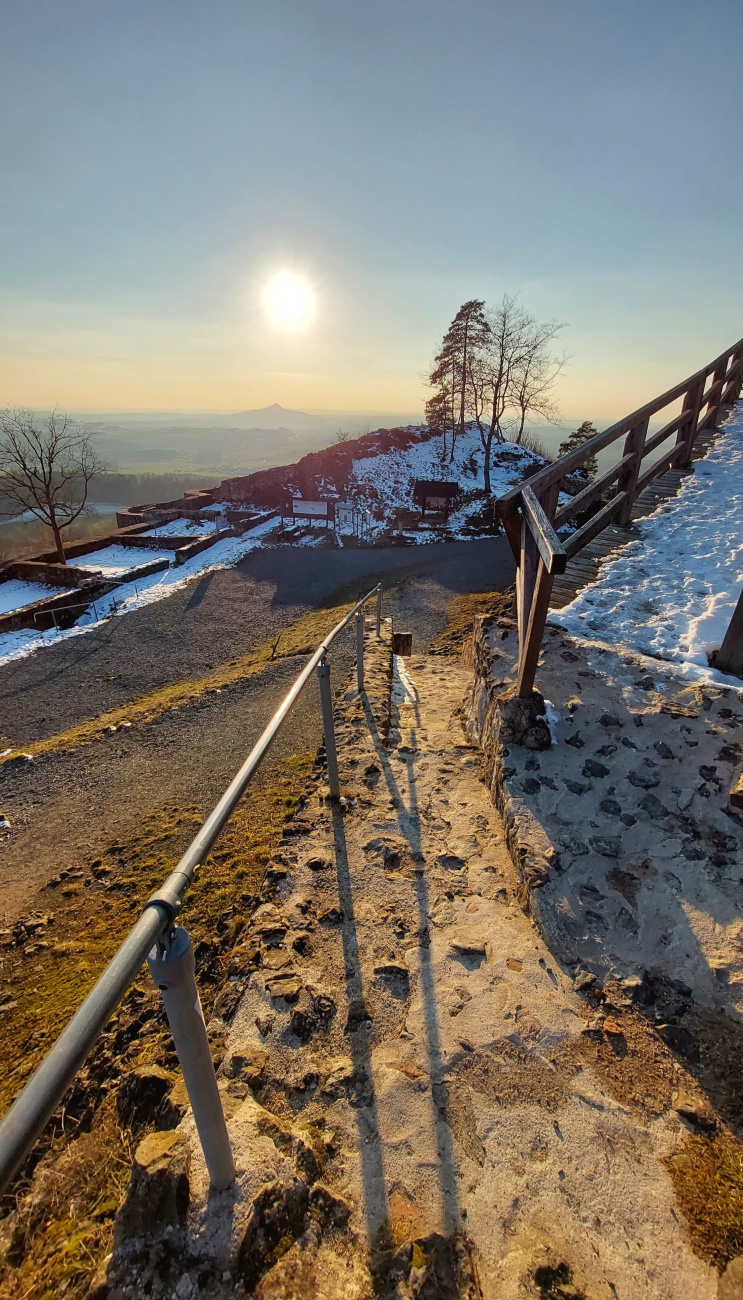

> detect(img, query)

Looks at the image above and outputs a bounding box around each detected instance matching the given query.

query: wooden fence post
[517,513,539,672]
[707,358,729,430]
[716,588,743,678]
[677,376,706,467]
[722,347,743,406]
[617,416,649,525]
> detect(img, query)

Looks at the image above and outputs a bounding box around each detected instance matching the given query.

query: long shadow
[330,805,390,1249]
[185,571,216,610]
[360,683,461,1237]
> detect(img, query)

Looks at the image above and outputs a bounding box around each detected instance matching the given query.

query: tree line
[426,296,566,492]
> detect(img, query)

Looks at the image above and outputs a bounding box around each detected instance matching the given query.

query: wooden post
[722,347,743,406]
[516,557,556,697]
[716,587,743,678]
[617,416,649,525]
[677,376,705,467]
[517,513,539,672]
[707,359,729,430]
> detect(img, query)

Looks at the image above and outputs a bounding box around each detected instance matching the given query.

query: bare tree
[0,409,107,563]
[510,317,565,444]
[466,297,565,492]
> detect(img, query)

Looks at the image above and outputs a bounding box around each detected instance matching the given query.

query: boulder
[115,1129,190,1240]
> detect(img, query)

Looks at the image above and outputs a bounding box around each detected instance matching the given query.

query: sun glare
[263,270,314,330]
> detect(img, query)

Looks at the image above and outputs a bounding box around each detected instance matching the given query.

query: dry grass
[429,588,515,656]
[667,1132,743,1270]
[1,600,356,763]
[0,752,314,1300]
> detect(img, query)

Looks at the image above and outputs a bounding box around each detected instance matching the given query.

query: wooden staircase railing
[496,336,743,697]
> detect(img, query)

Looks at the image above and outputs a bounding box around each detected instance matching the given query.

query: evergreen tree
[428,300,490,462]
[558,420,598,481]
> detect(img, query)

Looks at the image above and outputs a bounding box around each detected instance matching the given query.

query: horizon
[1,1,741,421]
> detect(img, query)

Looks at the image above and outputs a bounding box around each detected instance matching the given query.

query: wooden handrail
[521,487,567,574]
[498,335,743,701]
[497,336,743,515]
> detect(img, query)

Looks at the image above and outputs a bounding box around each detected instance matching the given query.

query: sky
[0,0,741,422]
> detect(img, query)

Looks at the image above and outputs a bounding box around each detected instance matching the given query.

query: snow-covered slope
[349,424,544,541]
[552,405,743,688]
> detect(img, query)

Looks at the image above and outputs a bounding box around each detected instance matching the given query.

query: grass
[428,588,515,655]
[667,1132,743,1271]
[1,599,359,761]
[0,751,314,1300]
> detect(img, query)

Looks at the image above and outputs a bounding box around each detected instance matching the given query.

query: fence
[0,584,384,1196]
[496,336,743,697]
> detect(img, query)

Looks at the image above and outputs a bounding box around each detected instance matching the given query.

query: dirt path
[113,644,717,1299]
[0,544,513,924]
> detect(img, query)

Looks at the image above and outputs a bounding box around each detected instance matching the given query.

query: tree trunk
[50,513,66,564]
[483,429,493,495]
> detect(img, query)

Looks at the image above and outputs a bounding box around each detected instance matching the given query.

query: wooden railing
[496,336,743,698]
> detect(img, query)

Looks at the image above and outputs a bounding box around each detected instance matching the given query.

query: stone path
[111,628,719,1298]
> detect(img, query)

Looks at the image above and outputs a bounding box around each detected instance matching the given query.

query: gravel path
[0,538,513,747]
[0,540,514,922]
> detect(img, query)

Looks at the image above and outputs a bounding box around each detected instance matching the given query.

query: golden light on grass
[262,269,315,330]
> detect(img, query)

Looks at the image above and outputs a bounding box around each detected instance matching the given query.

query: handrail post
[147,927,235,1190]
[722,347,743,407]
[355,610,365,693]
[316,657,340,798]
[375,584,382,636]
[617,416,649,525]
[677,375,706,467]
[706,358,729,431]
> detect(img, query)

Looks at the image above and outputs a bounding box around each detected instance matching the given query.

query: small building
[412,480,459,518]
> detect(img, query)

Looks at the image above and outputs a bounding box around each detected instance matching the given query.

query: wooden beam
[521,486,567,575]
[554,456,632,528]
[563,491,628,559]
[634,441,685,495]
[716,587,743,678]
[496,336,743,516]
[516,557,556,698]
[617,416,649,526]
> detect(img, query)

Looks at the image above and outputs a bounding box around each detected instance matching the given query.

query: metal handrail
[0,582,383,1194]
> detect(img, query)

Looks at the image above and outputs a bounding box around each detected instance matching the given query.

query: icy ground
[0,515,278,668]
[552,405,743,688]
[351,424,543,541]
[0,579,67,616]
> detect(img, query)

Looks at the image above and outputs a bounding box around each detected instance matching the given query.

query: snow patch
[551,405,743,689]
[0,514,278,668]
[0,579,67,616]
[75,544,175,575]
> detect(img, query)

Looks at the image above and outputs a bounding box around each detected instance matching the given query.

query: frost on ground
[553,405,743,689]
[350,424,544,542]
[0,515,278,668]
[0,578,67,616]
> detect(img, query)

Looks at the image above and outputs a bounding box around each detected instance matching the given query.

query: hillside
[221,422,546,542]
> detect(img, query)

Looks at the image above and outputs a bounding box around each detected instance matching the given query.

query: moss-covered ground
[0,752,313,1300]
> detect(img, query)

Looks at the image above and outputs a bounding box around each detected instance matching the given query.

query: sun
[262,271,314,330]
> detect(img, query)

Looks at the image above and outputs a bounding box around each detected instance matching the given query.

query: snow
[74,544,174,575]
[350,425,544,542]
[552,404,743,689]
[142,516,219,537]
[0,579,67,616]
[0,514,279,668]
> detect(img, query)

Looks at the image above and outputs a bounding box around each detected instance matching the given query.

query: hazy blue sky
[0,0,740,417]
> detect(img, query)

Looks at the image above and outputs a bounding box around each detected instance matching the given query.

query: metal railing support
[375,583,382,636]
[147,927,234,1190]
[0,582,382,1194]
[316,657,340,798]
[355,610,365,693]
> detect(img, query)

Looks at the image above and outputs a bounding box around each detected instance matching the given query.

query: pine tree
[558,420,598,481]
[428,301,490,462]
